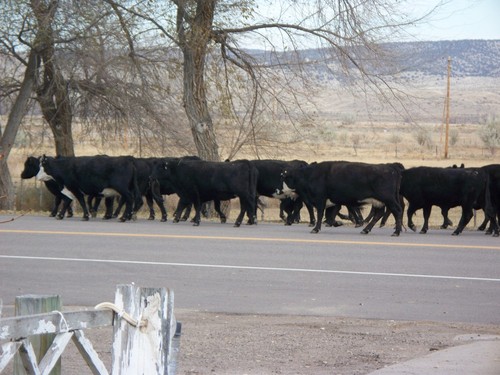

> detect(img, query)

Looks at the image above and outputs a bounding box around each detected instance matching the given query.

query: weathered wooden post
[13,295,62,375]
[109,284,178,375]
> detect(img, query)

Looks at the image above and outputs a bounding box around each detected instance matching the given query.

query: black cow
[149,156,202,222]
[37,155,142,221]
[249,159,315,226]
[479,164,500,236]
[110,157,169,221]
[20,156,73,219]
[153,158,257,226]
[281,161,403,236]
[400,166,498,236]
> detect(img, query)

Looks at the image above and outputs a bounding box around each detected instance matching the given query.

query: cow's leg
[440,207,453,229]
[88,196,100,218]
[379,208,391,228]
[290,200,302,224]
[173,200,186,223]
[279,200,287,222]
[406,204,418,232]
[478,215,489,231]
[74,192,90,221]
[347,206,363,227]
[213,200,227,224]
[361,206,385,234]
[110,197,123,219]
[304,201,316,227]
[483,212,499,237]
[311,201,325,233]
[453,206,474,235]
[245,194,257,225]
[385,200,403,236]
[181,203,192,222]
[117,192,135,222]
[144,192,156,220]
[56,196,73,219]
[192,202,202,226]
[324,205,342,227]
[234,200,245,227]
[50,195,61,217]
[104,197,115,219]
[420,205,432,234]
[151,192,167,222]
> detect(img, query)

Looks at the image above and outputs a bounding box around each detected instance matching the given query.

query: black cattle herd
[20,155,500,237]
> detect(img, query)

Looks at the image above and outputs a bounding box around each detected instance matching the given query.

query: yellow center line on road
[2,229,500,251]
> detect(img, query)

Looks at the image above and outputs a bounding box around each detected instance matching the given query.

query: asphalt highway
[1,214,499,324]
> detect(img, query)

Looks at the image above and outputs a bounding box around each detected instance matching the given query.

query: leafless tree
[106,0,443,161]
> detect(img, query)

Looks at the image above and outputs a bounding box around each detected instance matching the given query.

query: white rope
[52,310,69,333]
[94,302,146,327]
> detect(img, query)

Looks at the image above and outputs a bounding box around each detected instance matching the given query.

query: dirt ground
[172,310,500,375]
[4,308,495,375]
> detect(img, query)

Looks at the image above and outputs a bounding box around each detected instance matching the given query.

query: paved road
[1,214,499,324]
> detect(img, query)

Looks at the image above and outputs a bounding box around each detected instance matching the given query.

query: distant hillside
[249,40,500,78]
[386,40,500,77]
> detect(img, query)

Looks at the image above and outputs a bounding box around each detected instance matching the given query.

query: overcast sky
[248,0,499,48]
[406,0,499,41]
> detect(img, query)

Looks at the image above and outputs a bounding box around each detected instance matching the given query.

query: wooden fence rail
[0,284,181,375]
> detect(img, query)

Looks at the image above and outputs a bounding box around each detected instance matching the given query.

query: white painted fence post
[111,284,178,375]
[13,295,62,375]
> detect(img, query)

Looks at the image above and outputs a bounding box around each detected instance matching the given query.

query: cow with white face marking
[21,156,73,218]
[281,161,404,236]
[37,155,142,221]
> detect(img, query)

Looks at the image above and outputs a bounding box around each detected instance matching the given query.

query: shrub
[479,116,500,155]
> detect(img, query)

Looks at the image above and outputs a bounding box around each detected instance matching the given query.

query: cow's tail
[130,164,143,213]
[483,171,497,223]
[248,161,259,223]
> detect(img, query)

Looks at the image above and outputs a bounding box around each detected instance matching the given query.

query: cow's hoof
[56,215,64,220]
[220,217,227,224]
[419,229,427,234]
[161,217,167,222]
[360,229,369,235]
[451,232,460,236]
[308,223,315,227]
[49,213,56,217]
[409,225,417,232]
[173,219,180,223]
[391,232,400,237]
[82,216,89,221]
[192,222,200,226]
[493,232,499,238]
[148,216,155,221]
[234,222,241,227]
[310,228,320,234]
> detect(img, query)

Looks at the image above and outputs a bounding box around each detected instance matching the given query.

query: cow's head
[20,156,40,179]
[278,169,298,199]
[36,155,55,182]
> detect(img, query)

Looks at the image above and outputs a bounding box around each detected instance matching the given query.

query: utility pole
[444,56,451,159]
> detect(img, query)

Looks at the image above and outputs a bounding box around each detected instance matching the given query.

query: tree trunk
[177,0,220,161]
[0,50,39,210]
[31,0,75,157]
